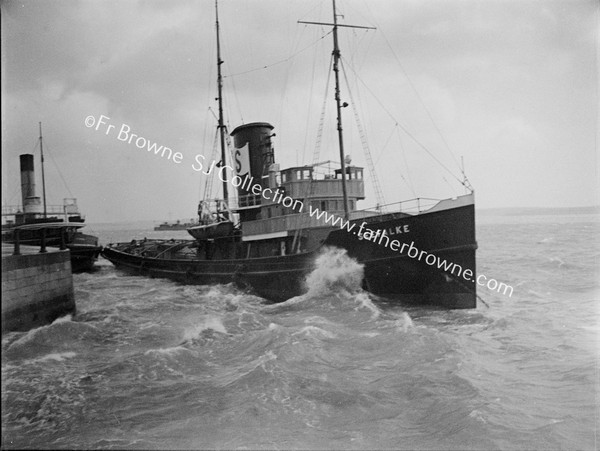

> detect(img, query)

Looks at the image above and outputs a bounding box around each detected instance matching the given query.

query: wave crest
[304,247,364,297]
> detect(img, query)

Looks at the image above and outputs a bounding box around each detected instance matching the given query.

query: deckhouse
[230,122,365,257]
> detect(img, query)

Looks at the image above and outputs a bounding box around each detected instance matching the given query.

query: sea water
[2,213,598,449]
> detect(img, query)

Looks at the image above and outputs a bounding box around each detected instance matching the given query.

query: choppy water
[2,213,599,450]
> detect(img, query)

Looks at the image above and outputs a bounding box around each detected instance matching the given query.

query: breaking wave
[304,246,365,296]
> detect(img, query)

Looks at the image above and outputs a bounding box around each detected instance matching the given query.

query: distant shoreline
[477,206,600,216]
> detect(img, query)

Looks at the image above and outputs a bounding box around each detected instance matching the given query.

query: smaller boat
[187,221,234,240]
[67,228,102,272]
[186,199,234,240]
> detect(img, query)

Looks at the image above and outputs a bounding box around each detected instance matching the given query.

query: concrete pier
[2,243,75,333]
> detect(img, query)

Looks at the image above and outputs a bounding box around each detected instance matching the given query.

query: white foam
[398,312,414,332]
[51,315,73,324]
[144,346,187,356]
[258,350,277,369]
[292,325,336,339]
[34,352,77,363]
[354,292,381,319]
[304,247,364,296]
[182,316,228,341]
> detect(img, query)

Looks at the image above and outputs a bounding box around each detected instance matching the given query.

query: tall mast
[215,0,228,211]
[331,0,349,219]
[299,0,375,220]
[39,122,47,218]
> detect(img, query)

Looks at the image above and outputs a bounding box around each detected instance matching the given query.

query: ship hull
[325,202,476,308]
[2,227,102,273]
[101,245,314,302]
[68,245,103,272]
[102,197,476,308]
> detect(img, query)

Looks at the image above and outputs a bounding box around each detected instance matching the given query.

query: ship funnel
[230,121,275,201]
[19,154,42,213]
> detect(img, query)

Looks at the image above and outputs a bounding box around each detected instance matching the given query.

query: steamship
[154,219,198,231]
[102,1,477,308]
[2,130,102,272]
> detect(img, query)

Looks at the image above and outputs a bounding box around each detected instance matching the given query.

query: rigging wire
[358,1,473,191]
[341,55,469,189]
[359,2,466,178]
[292,55,334,251]
[199,31,217,202]
[203,130,219,201]
[301,52,317,163]
[300,25,321,164]
[226,68,244,126]
[276,15,307,156]
[302,29,332,164]
[217,16,244,126]
[312,55,334,165]
[34,137,76,200]
[374,124,415,198]
[397,127,417,198]
[340,58,386,209]
[225,30,333,79]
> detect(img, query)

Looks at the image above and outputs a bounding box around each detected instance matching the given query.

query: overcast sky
[2,0,598,223]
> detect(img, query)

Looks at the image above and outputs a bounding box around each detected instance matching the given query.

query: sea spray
[262,247,366,314]
[304,246,365,297]
[397,312,414,332]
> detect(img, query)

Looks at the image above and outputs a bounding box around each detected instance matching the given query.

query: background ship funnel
[19,154,42,214]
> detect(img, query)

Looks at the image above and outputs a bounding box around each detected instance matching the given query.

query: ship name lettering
[387,225,410,235]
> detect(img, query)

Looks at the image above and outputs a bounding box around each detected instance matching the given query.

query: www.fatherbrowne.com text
[86,113,513,298]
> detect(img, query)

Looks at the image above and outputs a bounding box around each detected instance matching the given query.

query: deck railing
[354,197,442,216]
[2,199,80,217]
[6,225,69,255]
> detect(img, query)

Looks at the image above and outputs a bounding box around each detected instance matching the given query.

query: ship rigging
[102,0,478,309]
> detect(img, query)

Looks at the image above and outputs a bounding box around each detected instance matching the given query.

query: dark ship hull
[68,233,103,272]
[326,201,476,308]
[67,246,102,272]
[3,225,102,273]
[102,196,476,308]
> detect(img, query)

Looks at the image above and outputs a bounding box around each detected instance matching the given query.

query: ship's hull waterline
[102,198,476,309]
